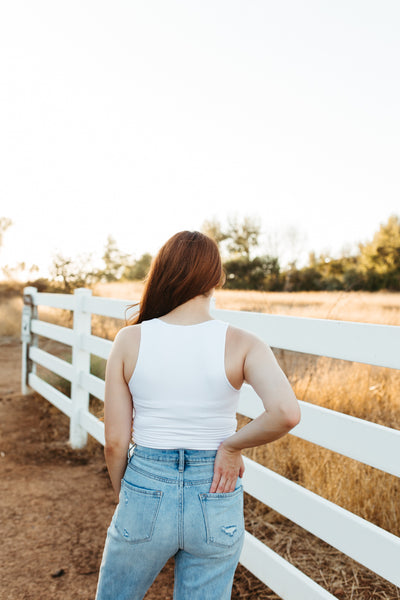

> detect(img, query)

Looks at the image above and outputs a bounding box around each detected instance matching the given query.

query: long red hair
[125,230,226,325]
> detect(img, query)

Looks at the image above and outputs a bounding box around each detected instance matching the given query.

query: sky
[1,0,399,280]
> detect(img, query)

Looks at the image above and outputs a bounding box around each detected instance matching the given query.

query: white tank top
[128,317,241,449]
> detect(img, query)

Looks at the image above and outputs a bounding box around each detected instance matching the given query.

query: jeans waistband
[130,444,218,470]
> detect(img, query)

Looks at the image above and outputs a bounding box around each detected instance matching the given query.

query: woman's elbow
[280,399,301,430]
[104,437,129,456]
[287,402,301,429]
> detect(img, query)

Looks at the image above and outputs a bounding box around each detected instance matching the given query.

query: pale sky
[1,0,399,279]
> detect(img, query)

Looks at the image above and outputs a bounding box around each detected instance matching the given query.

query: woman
[95,230,300,600]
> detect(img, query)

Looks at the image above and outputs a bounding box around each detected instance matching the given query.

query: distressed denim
[95,444,245,600]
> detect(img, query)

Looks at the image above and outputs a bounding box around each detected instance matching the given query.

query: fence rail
[20,286,400,597]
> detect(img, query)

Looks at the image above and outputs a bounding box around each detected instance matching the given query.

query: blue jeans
[95,444,245,600]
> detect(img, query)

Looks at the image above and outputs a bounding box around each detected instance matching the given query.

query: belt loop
[178,449,185,472]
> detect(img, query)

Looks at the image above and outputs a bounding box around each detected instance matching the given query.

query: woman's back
[128,317,241,449]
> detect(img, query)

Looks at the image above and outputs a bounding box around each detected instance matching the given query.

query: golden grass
[0,296,24,337]
[214,288,400,325]
[94,282,400,324]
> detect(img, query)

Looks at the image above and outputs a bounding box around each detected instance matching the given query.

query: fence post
[21,286,37,395]
[70,287,92,448]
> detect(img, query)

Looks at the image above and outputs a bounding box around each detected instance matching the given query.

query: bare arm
[103,328,134,500]
[209,333,301,493]
[224,337,301,450]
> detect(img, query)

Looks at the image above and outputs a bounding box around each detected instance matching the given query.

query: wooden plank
[83,295,139,319]
[242,457,400,587]
[79,410,105,446]
[34,292,75,310]
[29,346,74,382]
[238,386,400,477]
[31,319,74,346]
[79,371,105,401]
[81,333,112,360]
[240,532,338,600]
[212,308,400,369]
[28,373,72,417]
[293,400,400,478]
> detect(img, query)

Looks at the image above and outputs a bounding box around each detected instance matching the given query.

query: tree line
[1,214,400,292]
[203,214,400,292]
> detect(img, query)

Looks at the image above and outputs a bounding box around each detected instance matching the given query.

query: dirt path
[0,339,268,600]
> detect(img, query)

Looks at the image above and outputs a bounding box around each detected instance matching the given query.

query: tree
[201,217,228,249]
[50,252,100,292]
[123,253,153,281]
[225,215,261,260]
[308,251,318,268]
[357,214,400,290]
[101,235,133,282]
[223,254,280,291]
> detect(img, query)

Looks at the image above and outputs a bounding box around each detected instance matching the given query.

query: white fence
[20,286,400,597]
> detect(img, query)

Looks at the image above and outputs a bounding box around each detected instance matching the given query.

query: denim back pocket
[114,479,163,543]
[199,485,244,547]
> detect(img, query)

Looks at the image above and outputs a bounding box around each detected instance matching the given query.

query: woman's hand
[209,441,245,493]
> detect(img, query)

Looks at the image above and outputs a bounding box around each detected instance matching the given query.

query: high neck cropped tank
[128,317,241,450]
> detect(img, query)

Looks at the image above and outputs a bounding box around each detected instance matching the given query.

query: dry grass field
[2,282,400,598]
[3,282,400,533]
[91,283,400,535]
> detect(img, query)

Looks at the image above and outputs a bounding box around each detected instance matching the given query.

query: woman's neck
[160,294,214,325]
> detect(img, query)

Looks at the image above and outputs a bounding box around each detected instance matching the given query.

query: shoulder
[111,324,141,353]
[225,323,266,352]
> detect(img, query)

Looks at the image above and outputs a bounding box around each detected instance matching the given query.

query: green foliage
[201,218,228,248]
[357,214,400,290]
[45,213,400,293]
[102,235,133,282]
[123,253,153,281]
[283,267,324,292]
[48,236,153,290]
[201,214,261,260]
[279,215,400,292]
[282,254,366,292]
[50,252,102,293]
[358,215,400,273]
[100,236,153,282]
[225,215,261,260]
[342,268,366,291]
[223,255,280,291]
